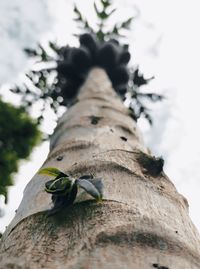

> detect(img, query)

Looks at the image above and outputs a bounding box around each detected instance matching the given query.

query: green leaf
[108,8,116,17]
[84,20,90,30]
[100,0,111,8]
[38,167,63,177]
[121,17,133,29]
[76,179,102,201]
[45,177,72,194]
[24,48,38,57]
[88,178,104,197]
[39,45,49,61]
[94,2,112,20]
[49,41,60,53]
[73,4,93,33]
[96,29,105,41]
[79,175,94,180]
[74,5,83,21]
[112,25,119,35]
[94,2,100,16]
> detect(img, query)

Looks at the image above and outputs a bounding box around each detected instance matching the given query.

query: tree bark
[0,68,200,269]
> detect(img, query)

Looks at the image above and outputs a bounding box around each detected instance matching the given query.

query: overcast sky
[0,0,200,233]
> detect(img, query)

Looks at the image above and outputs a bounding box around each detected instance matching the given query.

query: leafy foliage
[74,0,133,41]
[0,99,40,203]
[39,168,103,214]
[39,167,66,178]
[8,0,163,126]
[128,69,163,124]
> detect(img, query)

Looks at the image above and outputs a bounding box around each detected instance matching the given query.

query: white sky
[0,0,200,233]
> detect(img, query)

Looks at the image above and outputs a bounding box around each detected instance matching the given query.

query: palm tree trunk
[0,68,200,269]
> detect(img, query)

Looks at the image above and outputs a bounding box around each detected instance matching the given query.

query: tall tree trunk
[0,68,200,269]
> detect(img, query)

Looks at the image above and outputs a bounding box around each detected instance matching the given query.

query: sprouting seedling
[38,167,104,214]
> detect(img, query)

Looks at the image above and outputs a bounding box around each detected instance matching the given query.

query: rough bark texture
[0,68,200,269]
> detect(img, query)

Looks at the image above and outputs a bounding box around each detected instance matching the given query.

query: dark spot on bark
[110,129,114,132]
[117,125,133,135]
[89,115,102,125]
[0,263,28,269]
[157,186,163,192]
[120,136,127,141]
[152,264,169,269]
[97,230,168,251]
[73,162,77,166]
[175,230,178,234]
[136,151,164,177]
[56,156,63,161]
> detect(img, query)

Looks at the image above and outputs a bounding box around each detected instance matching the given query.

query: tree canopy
[0,99,40,204]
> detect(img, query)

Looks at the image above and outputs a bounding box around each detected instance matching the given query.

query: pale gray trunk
[0,68,200,269]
